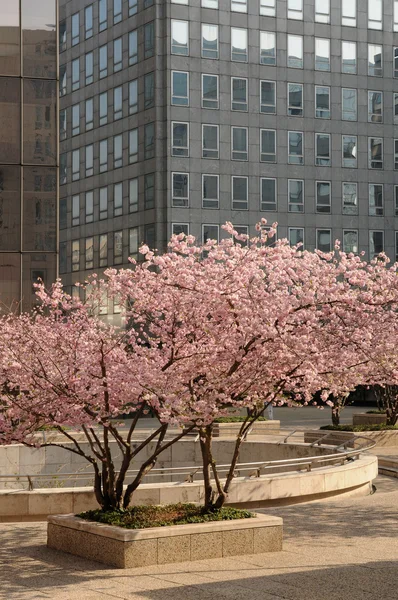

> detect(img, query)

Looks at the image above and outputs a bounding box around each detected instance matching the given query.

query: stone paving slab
[1,476,398,600]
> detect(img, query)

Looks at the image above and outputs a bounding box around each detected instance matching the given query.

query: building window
[59,20,66,52]
[72,194,80,226]
[129,228,138,258]
[342,41,356,74]
[232,0,247,12]
[260,178,276,211]
[202,24,218,59]
[289,228,304,247]
[288,180,304,212]
[202,74,219,109]
[129,128,138,163]
[114,0,122,23]
[72,104,80,136]
[99,0,107,31]
[369,0,382,29]
[113,37,122,72]
[144,73,155,109]
[315,133,331,166]
[99,234,108,267]
[100,139,108,173]
[85,191,94,223]
[129,30,138,65]
[129,80,138,114]
[72,240,80,272]
[394,48,398,78]
[202,0,218,7]
[394,93,398,123]
[172,71,189,106]
[368,90,382,120]
[114,134,123,168]
[260,129,276,162]
[288,0,303,19]
[114,183,123,217]
[342,0,356,26]
[85,98,93,131]
[59,242,67,274]
[288,35,303,68]
[316,230,331,252]
[72,149,80,181]
[71,12,79,46]
[316,181,331,213]
[144,123,155,159]
[60,65,67,96]
[100,187,108,220]
[260,81,276,113]
[144,225,155,250]
[315,0,330,23]
[129,179,138,213]
[85,5,93,39]
[202,124,219,159]
[99,91,108,125]
[202,174,219,208]
[72,58,80,91]
[85,52,93,85]
[342,182,358,214]
[288,131,303,164]
[231,28,248,62]
[315,86,330,118]
[395,186,398,214]
[369,184,383,215]
[260,0,275,16]
[171,20,189,55]
[395,2,398,31]
[144,173,155,210]
[172,224,189,237]
[114,86,122,120]
[260,32,276,65]
[85,237,94,270]
[60,109,66,140]
[99,44,107,78]
[232,176,248,210]
[368,44,382,76]
[172,173,189,207]
[288,83,303,116]
[144,22,155,58]
[129,0,138,15]
[342,88,357,121]
[342,135,357,168]
[343,230,358,254]
[368,137,383,169]
[231,127,248,161]
[315,38,330,71]
[395,140,398,169]
[114,231,123,265]
[231,78,248,111]
[60,153,67,185]
[370,231,384,258]
[85,144,93,177]
[172,122,189,157]
[203,224,219,244]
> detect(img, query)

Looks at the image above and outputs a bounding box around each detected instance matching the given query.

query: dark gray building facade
[0,0,58,311]
[59,0,398,310]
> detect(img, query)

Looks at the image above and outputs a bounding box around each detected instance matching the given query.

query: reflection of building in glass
[0,0,58,312]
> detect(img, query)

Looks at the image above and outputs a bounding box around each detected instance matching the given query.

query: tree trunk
[199,426,214,509]
[331,405,340,426]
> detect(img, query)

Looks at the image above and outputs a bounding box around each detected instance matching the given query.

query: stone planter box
[353,413,387,426]
[304,429,398,447]
[47,512,283,568]
[212,420,280,437]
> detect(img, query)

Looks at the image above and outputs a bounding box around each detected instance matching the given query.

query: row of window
[170,23,387,76]
[173,0,395,32]
[60,0,152,51]
[59,125,155,184]
[172,73,398,118]
[170,174,396,215]
[61,227,389,275]
[59,24,154,95]
[60,75,155,139]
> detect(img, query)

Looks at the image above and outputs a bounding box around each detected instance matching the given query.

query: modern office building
[0,0,58,312]
[59,0,398,310]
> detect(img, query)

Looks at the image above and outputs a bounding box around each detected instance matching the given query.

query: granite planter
[353,413,387,426]
[47,512,283,568]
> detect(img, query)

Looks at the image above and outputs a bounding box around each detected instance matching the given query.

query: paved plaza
[1,474,398,600]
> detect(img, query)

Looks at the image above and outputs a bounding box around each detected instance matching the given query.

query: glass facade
[0,0,58,311]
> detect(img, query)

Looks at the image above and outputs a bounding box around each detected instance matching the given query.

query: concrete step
[378,456,398,478]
